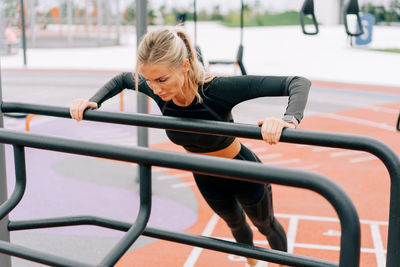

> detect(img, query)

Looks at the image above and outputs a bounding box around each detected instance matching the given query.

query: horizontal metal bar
[0,240,93,267]
[1,102,398,166]
[8,217,337,267]
[0,128,360,265]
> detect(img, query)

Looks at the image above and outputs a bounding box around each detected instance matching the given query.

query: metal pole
[136,0,149,150]
[240,0,244,45]
[0,4,4,53]
[19,0,27,66]
[193,0,197,45]
[29,0,35,48]
[116,0,121,45]
[0,57,12,267]
[339,0,345,24]
[97,0,103,46]
[67,0,72,46]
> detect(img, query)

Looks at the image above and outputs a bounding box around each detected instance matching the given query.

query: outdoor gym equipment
[208,0,246,75]
[1,101,400,266]
[299,0,319,35]
[343,0,364,37]
[193,0,205,65]
[299,0,364,38]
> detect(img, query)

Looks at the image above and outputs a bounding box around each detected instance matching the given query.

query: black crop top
[89,72,311,153]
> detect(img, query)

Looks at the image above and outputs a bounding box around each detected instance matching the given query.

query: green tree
[210,5,223,21]
[123,3,135,24]
[3,0,18,19]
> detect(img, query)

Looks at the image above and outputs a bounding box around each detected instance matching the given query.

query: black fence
[0,102,399,266]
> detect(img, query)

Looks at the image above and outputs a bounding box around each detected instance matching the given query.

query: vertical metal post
[29,0,35,48]
[193,0,197,45]
[240,0,244,45]
[19,0,27,66]
[97,0,103,46]
[0,4,4,52]
[0,58,12,267]
[339,0,345,24]
[67,0,72,46]
[136,0,148,150]
[116,0,121,45]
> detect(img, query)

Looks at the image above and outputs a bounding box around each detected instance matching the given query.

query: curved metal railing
[0,128,358,266]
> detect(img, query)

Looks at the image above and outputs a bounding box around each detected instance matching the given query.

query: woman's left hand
[257,117,296,145]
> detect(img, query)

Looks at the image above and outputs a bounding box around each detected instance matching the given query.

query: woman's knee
[240,184,274,224]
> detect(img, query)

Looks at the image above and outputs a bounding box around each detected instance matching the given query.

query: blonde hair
[135,28,213,103]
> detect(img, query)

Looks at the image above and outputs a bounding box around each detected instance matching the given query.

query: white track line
[183,214,219,267]
[370,223,386,267]
[320,113,396,131]
[252,147,269,153]
[297,164,319,170]
[287,216,299,253]
[349,156,377,163]
[259,153,282,160]
[171,182,196,188]
[157,173,192,181]
[363,106,399,114]
[266,159,301,165]
[312,147,336,152]
[329,150,365,158]
[275,213,388,225]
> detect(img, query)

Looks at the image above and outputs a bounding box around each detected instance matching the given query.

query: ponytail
[175,29,213,103]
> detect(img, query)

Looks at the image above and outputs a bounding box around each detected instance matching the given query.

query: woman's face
[139,62,188,102]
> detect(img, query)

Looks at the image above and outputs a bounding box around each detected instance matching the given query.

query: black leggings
[193,144,287,251]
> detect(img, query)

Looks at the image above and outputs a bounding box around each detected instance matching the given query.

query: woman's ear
[182,59,190,73]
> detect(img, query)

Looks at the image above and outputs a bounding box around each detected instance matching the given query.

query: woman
[70,28,310,267]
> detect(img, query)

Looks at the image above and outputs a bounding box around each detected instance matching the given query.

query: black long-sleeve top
[89,73,311,153]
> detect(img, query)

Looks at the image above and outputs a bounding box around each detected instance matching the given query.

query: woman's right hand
[70,99,98,122]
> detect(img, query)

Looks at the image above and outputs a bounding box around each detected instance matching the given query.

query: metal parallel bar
[1,103,398,175]
[0,128,360,266]
[0,240,92,267]
[19,0,27,66]
[0,146,26,221]
[100,165,151,266]
[8,217,337,267]
[4,102,400,264]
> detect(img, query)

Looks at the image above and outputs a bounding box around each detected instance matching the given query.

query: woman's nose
[153,85,161,93]
[148,81,159,92]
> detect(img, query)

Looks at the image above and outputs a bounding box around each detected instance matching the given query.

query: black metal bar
[396,112,400,131]
[0,128,360,266]
[0,240,92,267]
[9,217,338,267]
[0,146,26,221]
[100,165,151,266]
